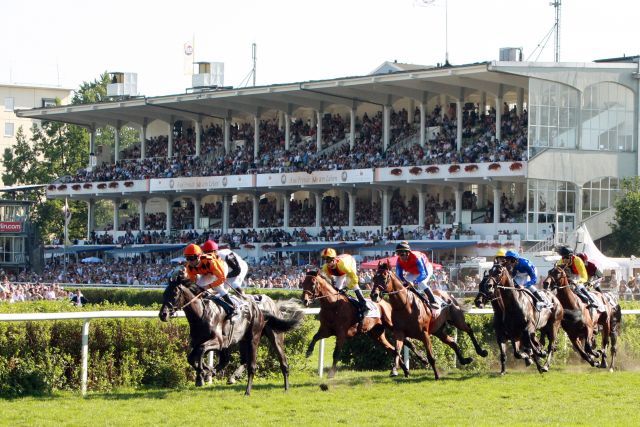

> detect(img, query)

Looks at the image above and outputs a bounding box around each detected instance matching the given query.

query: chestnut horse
[369,263,441,380]
[371,263,489,376]
[543,265,622,370]
[480,264,564,374]
[301,270,419,378]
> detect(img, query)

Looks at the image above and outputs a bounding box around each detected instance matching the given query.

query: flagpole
[64,197,69,283]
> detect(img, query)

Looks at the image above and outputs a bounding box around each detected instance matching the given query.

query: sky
[3,0,638,97]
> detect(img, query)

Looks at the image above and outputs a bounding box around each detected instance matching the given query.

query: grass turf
[2,369,639,426]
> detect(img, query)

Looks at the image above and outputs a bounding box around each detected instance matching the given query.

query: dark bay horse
[371,263,488,379]
[543,265,622,370]
[479,264,563,374]
[159,275,304,395]
[301,270,414,378]
[369,264,438,379]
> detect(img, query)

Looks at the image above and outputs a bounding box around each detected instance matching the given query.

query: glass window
[582,177,620,219]
[581,82,634,152]
[4,122,14,137]
[4,97,14,112]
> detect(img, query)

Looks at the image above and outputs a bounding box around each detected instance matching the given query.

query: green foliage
[610,176,640,256]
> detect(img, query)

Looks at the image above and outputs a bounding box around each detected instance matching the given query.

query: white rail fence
[1,308,638,395]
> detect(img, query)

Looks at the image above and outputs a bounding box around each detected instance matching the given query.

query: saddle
[522,288,550,312]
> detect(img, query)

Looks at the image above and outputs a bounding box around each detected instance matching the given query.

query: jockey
[201,239,248,296]
[494,247,508,265]
[558,246,597,308]
[577,252,604,293]
[395,241,439,309]
[319,248,368,318]
[183,243,235,319]
[504,249,549,310]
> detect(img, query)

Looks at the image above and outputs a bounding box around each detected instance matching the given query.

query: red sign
[0,222,22,233]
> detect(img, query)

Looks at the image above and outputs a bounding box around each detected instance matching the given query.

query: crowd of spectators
[69,105,527,183]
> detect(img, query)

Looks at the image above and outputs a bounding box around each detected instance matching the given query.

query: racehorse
[369,263,437,379]
[301,270,417,378]
[478,264,563,374]
[159,273,304,395]
[370,263,488,379]
[543,265,622,370]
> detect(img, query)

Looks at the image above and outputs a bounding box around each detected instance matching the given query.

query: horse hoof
[327,370,336,379]
[227,377,236,385]
[524,358,532,367]
[478,349,489,358]
[540,366,549,373]
[538,350,548,358]
[609,367,614,373]
[461,357,473,365]
[390,370,399,377]
[404,371,410,378]
[195,378,204,387]
[305,351,313,359]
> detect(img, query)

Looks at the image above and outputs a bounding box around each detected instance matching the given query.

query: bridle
[545,264,571,290]
[302,272,341,303]
[371,268,407,298]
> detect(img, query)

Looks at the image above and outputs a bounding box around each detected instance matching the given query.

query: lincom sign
[0,222,22,233]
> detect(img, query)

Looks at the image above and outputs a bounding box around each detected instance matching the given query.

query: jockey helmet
[184,243,203,258]
[495,248,507,257]
[505,250,519,260]
[395,241,411,253]
[320,248,337,259]
[577,252,588,262]
[559,246,573,258]
[201,239,218,253]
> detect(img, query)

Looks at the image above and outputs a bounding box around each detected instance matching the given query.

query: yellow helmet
[495,248,507,257]
[320,248,337,259]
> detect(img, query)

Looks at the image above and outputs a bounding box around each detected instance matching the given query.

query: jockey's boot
[583,289,598,308]
[423,287,441,310]
[220,294,236,320]
[353,287,368,320]
[531,289,547,311]
[233,286,246,297]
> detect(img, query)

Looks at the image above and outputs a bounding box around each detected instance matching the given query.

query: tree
[609,176,640,256]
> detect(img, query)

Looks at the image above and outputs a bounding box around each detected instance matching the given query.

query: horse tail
[562,308,584,325]
[264,299,305,333]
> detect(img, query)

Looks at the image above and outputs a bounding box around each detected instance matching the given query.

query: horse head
[474,270,491,308]
[159,266,195,321]
[478,263,512,303]
[370,262,393,302]
[543,264,569,291]
[300,270,331,307]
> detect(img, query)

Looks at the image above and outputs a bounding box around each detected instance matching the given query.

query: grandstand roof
[17,61,534,128]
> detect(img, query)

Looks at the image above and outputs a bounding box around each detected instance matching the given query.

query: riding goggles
[186,255,199,261]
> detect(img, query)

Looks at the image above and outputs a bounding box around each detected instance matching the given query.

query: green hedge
[1,299,639,396]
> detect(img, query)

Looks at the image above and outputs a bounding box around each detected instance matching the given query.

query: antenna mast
[550,0,561,62]
[252,43,257,86]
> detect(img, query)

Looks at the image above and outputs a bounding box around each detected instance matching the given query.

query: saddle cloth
[586,291,606,313]
[364,299,381,318]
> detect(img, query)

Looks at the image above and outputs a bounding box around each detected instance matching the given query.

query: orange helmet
[184,243,203,257]
[320,248,337,259]
[201,240,218,253]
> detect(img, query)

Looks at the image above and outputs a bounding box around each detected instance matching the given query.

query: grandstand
[17,57,639,263]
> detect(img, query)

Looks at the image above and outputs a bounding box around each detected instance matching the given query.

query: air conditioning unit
[192,62,224,89]
[499,47,523,62]
[107,72,138,97]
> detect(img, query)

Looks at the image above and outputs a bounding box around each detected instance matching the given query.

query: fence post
[81,319,90,396]
[208,351,214,385]
[318,339,325,378]
[403,345,410,370]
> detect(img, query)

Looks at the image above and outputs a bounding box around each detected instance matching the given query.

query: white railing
[1,307,638,395]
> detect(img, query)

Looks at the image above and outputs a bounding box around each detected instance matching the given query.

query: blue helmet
[505,250,519,260]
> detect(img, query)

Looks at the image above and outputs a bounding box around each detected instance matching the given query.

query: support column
[348,190,356,228]
[114,121,122,162]
[224,117,231,154]
[316,111,323,152]
[441,95,448,119]
[140,119,147,160]
[252,194,259,229]
[89,125,96,155]
[222,195,230,234]
[254,115,260,158]
[315,192,322,227]
[113,198,121,231]
[166,197,174,234]
[454,188,462,226]
[517,88,525,117]
[195,119,202,157]
[495,94,502,142]
[456,100,462,151]
[283,192,290,228]
[419,101,426,147]
[193,197,201,230]
[407,99,415,124]
[86,199,95,240]
[383,104,391,151]
[350,107,356,150]
[168,117,174,158]
[493,187,501,225]
[418,189,426,228]
[382,189,390,230]
[480,92,487,117]
[284,112,291,150]
[138,198,146,231]
[576,185,583,226]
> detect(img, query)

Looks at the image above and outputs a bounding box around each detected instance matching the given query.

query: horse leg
[264,327,290,391]
[497,333,508,375]
[434,330,473,366]
[419,332,439,380]
[393,333,409,377]
[403,339,430,369]
[328,335,346,379]
[306,328,329,358]
[570,335,598,367]
[189,346,206,387]
[366,324,408,377]
[243,332,261,397]
[598,321,611,370]
[450,309,488,357]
